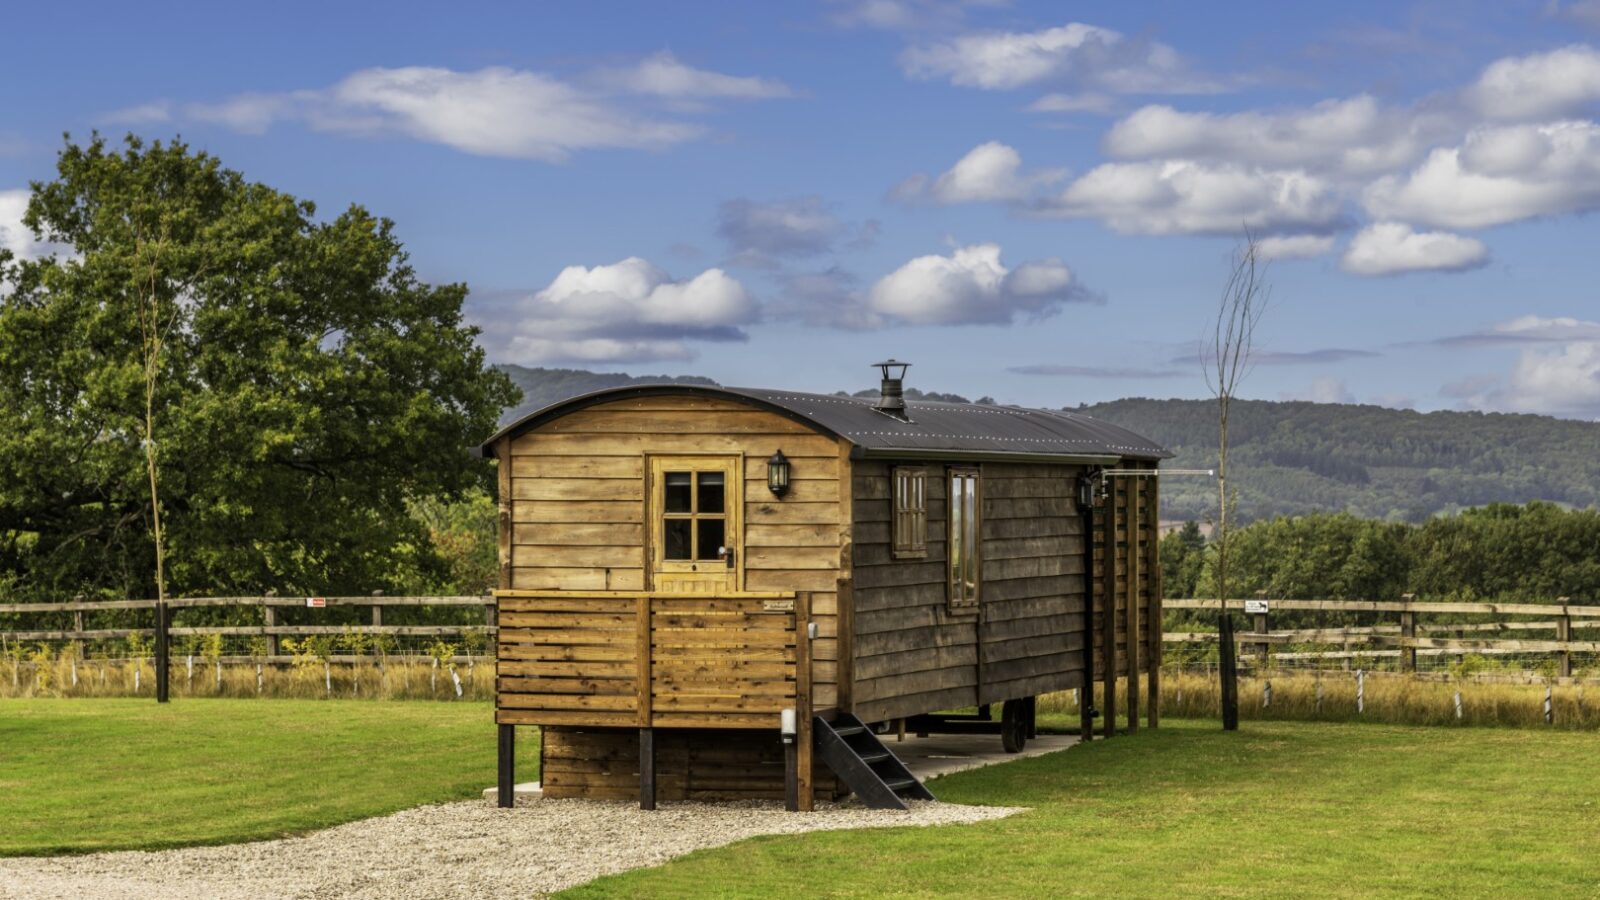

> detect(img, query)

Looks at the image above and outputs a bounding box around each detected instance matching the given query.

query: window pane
[664,518,692,560]
[964,477,978,600]
[697,518,725,560]
[698,471,725,514]
[949,491,963,591]
[665,472,692,513]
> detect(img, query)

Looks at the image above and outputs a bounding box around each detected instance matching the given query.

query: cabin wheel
[1001,699,1027,753]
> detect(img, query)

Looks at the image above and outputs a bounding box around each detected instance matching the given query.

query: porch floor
[888,732,1079,783]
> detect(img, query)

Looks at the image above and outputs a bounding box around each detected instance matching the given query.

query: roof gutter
[851,446,1127,466]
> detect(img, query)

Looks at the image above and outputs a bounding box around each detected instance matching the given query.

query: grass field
[564,719,1600,898]
[0,699,536,855]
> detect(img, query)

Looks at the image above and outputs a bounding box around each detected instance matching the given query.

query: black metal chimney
[873,360,911,419]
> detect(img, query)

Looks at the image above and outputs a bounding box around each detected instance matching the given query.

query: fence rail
[2,595,495,637]
[1164,596,1600,677]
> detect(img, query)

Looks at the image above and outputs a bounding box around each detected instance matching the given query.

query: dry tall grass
[1040,670,1600,730]
[1,647,495,701]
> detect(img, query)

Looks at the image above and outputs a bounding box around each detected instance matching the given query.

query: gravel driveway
[0,798,1020,899]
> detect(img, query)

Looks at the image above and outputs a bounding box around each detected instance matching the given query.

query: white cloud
[163,58,792,161]
[1028,92,1115,114]
[900,22,1223,94]
[1103,96,1450,178]
[594,51,794,99]
[1256,234,1336,260]
[893,141,1065,204]
[717,197,844,259]
[1364,121,1600,229]
[828,0,1001,30]
[1340,222,1488,276]
[867,243,1095,325]
[1042,160,1342,235]
[1281,377,1355,404]
[478,258,757,363]
[1467,44,1600,120]
[1435,315,1600,347]
[0,190,41,260]
[103,101,173,125]
[1446,334,1600,419]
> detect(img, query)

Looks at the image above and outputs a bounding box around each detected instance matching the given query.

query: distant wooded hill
[494,366,1600,523]
[1080,398,1600,523]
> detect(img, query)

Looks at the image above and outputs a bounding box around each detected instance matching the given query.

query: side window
[947,467,980,611]
[891,467,927,559]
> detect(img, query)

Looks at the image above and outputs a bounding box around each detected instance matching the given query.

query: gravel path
[0,798,1021,899]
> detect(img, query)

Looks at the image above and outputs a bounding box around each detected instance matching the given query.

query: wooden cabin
[482,363,1170,810]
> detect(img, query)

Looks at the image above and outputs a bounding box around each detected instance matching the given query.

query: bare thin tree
[1201,231,1269,731]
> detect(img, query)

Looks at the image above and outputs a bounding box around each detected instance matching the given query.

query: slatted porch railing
[493,590,813,731]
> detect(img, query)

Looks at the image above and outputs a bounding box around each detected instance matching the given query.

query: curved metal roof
[482,384,1171,463]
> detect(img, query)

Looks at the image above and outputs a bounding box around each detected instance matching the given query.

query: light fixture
[767,449,791,497]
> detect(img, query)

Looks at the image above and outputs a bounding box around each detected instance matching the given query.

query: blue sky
[3,0,1600,416]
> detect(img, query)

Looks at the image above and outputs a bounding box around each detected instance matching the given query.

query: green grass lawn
[564,720,1600,899]
[0,698,537,856]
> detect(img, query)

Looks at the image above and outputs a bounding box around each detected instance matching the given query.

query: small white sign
[305,597,326,608]
[1244,599,1269,615]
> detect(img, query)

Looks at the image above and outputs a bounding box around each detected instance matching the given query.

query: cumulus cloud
[1256,234,1336,260]
[1467,44,1600,120]
[1102,96,1452,178]
[160,57,792,161]
[717,197,844,260]
[1363,121,1600,229]
[1444,337,1600,419]
[1028,92,1116,114]
[475,258,757,363]
[594,51,794,99]
[867,243,1097,325]
[1341,222,1488,276]
[1433,315,1600,348]
[892,141,1066,204]
[1040,160,1342,235]
[1281,377,1356,404]
[900,22,1224,94]
[827,0,1001,31]
[0,190,42,260]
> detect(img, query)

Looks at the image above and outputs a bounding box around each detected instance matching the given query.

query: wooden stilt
[497,724,515,808]
[639,727,657,811]
[1102,478,1118,738]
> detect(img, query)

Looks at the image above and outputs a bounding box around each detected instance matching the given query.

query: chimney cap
[873,359,911,419]
[873,359,910,378]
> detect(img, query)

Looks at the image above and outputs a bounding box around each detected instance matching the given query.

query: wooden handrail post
[1400,593,1417,673]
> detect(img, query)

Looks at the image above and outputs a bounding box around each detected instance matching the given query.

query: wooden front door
[648,455,742,593]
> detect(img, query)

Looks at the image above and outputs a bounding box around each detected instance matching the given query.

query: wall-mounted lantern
[767,449,791,497]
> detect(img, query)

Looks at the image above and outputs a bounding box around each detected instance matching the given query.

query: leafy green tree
[0,135,518,600]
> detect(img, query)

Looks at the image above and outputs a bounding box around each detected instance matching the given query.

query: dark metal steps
[813,713,936,810]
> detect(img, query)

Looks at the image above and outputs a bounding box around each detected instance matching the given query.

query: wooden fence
[0,594,496,662]
[1164,597,1600,678]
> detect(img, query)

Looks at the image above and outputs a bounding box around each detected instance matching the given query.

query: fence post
[1218,608,1239,731]
[1399,593,1417,673]
[264,590,279,657]
[1253,590,1269,670]
[154,598,170,704]
[1556,598,1572,679]
[371,590,383,628]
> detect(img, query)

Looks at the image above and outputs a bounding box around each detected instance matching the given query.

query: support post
[497,724,515,808]
[1399,593,1417,673]
[1102,477,1118,739]
[1147,473,1162,729]
[639,727,657,811]
[1126,476,1140,733]
[371,590,383,628]
[1557,598,1572,679]
[1218,609,1239,731]
[154,599,170,703]
[795,591,815,812]
[1080,473,1096,741]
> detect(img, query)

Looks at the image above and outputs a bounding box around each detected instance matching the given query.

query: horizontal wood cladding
[501,395,845,711]
[541,726,841,802]
[851,460,1090,721]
